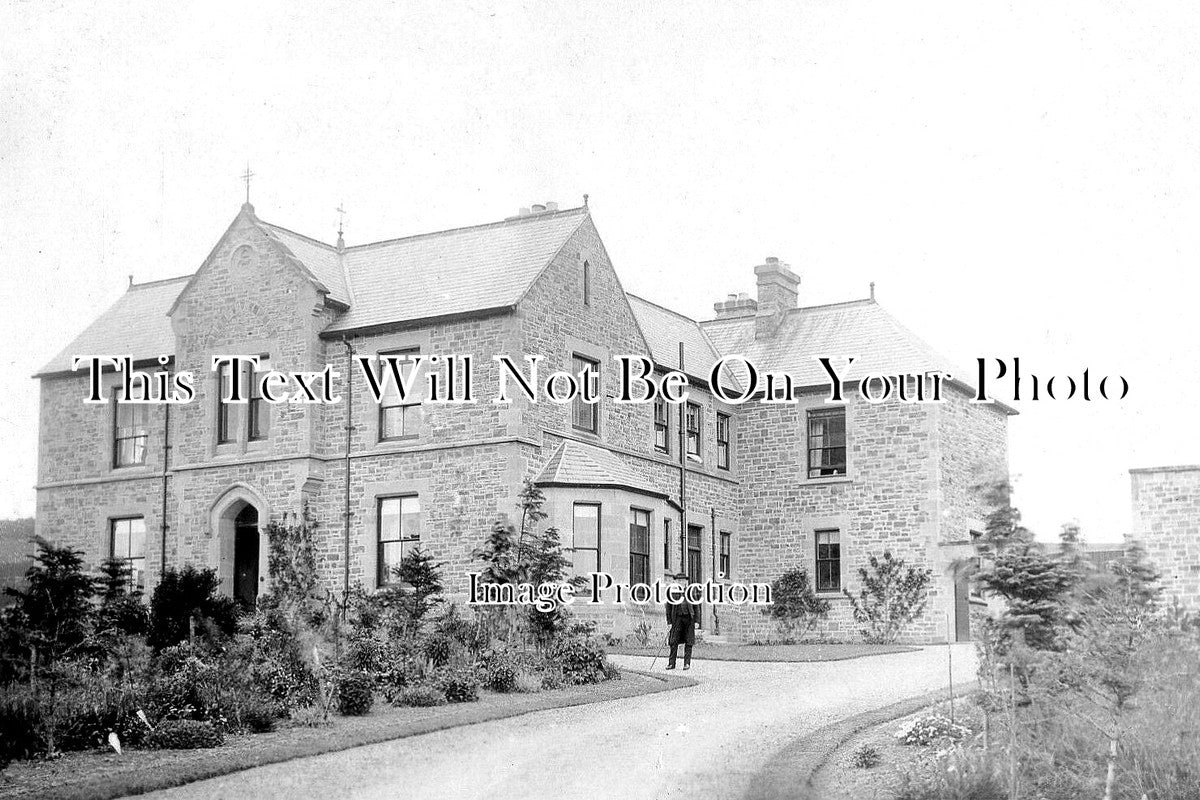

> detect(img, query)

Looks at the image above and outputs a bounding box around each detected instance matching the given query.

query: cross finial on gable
[241,163,255,204]
[336,202,346,250]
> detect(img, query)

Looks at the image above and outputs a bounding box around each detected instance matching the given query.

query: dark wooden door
[233,506,259,609]
[953,573,971,642]
[687,525,703,626]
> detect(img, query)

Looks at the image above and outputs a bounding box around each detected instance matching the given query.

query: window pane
[112,519,130,559]
[379,498,402,542]
[380,540,403,582]
[128,518,146,558]
[400,496,421,539]
[571,356,599,433]
[573,504,599,549]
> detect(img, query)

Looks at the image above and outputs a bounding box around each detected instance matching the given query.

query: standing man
[665,571,699,670]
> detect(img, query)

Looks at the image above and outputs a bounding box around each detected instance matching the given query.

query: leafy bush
[435,665,481,703]
[547,636,608,685]
[540,670,566,691]
[0,691,45,768]
[601,660,622,681]
[337,670,374,716]
[762,568,831,640]
[146,719,224,749]
[148,566,240,650]
[95,558,149,637]
[843,551,932,644]
[395,685,447,707]
[423,633,453,667]
[232,696,278,733]
[894,747,1007,800]
[479,648,520,693]
[513,671,543,694]
[851,743,882,769]
[897,713,971,746]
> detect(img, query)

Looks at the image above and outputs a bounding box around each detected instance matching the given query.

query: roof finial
[241,163,254,206]
[336,202,346,250]
[128,274,134,288]
[869,281,876,300]
[583,193,589,208]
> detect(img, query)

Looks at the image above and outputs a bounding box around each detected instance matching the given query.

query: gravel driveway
[137,645,976,800]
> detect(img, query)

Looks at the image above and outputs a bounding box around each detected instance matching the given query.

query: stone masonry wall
[1130,466,1200,607]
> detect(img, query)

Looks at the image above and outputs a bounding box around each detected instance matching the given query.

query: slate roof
[626,295,739,390]
[535,439,667,499]
[37,275,191,376]
[700,298,976,392]
[326,207,588,332]
[259,222,351,305]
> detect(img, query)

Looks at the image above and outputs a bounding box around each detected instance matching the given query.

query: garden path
[137,644,976,800]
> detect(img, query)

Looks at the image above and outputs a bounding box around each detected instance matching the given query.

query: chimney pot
[531,203,547,213]
[766,256,779,265]
[518,207,531,217]
[545,201,559,212]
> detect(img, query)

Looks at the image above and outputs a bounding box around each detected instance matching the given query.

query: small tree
[387,546,445,638]
[148,565,239,650]
[762,568,830,641]
[95,558,149,638]
[843,551,932,644]
[977,539,1078,652]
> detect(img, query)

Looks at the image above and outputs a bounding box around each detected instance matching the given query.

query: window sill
[805,475,852,486]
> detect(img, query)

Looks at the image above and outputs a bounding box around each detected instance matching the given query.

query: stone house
[1130,465,1200,608]
[34,200,1011,643]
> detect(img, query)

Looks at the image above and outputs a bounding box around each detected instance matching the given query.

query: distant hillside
[0,517,35,562]
[0,517,35,603]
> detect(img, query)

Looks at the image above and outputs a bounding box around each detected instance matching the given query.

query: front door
[687,524,703,627]
[953,572,971,642]
[233,505,260,609]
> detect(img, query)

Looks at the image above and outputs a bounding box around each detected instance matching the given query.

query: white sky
[1,1,1196,541]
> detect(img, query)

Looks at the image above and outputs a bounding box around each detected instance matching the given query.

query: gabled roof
[259,222,351,305]
[36,275,191,376]
[700,298,982,397]
[325,207,588,333]
[627,294,739,390]
[535,439,668,499]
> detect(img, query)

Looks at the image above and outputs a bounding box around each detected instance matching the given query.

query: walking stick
[649,634,669,671]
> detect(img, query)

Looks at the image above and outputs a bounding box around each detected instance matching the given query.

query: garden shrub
[395,685,447,707]
[232,696,278,733]
[843,551,932,644]
[435,665,481,703]
[423,633,453,667]
[851,743,882,769]
[896,713,971,746]
[601,660,622,681]
[148,566,240,650]
[547,636,607,685]
[513,671,542,694]
[0,690,45,768]
[378,646,426,704]
[479,648,520,693]
[762,568,831,641]
[337,670,374,716]
[540,670,566,691]
[146,719,224,749]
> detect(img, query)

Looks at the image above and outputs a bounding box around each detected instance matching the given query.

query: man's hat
[672,572,689,580]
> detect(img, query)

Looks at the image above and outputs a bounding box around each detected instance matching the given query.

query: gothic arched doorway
[233,504,260,609]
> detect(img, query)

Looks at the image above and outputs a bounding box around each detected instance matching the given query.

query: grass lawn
[0,670,693,800]
[607,641,917,662]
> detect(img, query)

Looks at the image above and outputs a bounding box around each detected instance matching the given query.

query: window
[113,393,148,467]
[663,518,672,573]
[815,529,841,592]
[571,355,599,434]
[583,260,591,306]
[720,531,732,578]
[685,402,701,457]
[653,396,670,453]
[716,412,731,470]
[377,496,421,587]
[379,350,423,441]
[571,503,601,574]
[110,517,146,591]
[629,509,651,585]
[247,359,270,441]
[807,408,847,477]
[216,361,238,444]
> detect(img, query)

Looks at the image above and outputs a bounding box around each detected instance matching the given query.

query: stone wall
[1130,465,1200,607]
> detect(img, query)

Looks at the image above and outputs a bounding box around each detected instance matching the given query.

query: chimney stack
[754,256,799,339]
[713,292,758,319]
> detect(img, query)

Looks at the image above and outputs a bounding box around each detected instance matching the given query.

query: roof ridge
[258,220,338,250]
[129,273,195,290]
[343,206,588,252]
[698,296,874,325]
[626,293,702,325]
